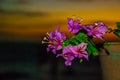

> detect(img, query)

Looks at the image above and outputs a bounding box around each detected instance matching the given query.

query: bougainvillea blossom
[42,27,66,54]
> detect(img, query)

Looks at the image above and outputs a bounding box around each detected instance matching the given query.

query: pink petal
[61,33,66,39]
[56,32,62,40]
[87,25,94,30]
[68,18,74,26]
[55,27,60,33]
[97,26,107,34]
[56,54,63,58]
[87,31,92,36]
[52,49,56,54]
[56,45,62,50]
[68,25,73,31]
[94,33,103,39]
[47,47,50,52]
[69,46,78,54]
[65,60,72,66]
[72,29,79,33]
[62,46,72,54]
[82,52,89,60]
[78,43,87,51]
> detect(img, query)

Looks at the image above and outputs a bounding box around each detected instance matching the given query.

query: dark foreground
[0,41,102,80]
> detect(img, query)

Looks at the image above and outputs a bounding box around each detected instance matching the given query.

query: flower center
[64,54,68,57]
[78,45,86,54]
[42,33,61,46]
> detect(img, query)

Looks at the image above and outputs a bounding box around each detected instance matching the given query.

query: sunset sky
[0,0,120,42]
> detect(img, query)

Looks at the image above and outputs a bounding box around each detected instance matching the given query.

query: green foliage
[62,39,70,48]
[116,22,120,29]
[70,36,79,45]
[63,32,88,47]
[104,42,110,48]
[86,39,98,56]
[76,32,88,42]
[63,32,98,56]
[113,22,120,38]
[113,29,120,38]
[79,59,83,63]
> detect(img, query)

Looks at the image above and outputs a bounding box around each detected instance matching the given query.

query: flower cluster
[42,17,120,66]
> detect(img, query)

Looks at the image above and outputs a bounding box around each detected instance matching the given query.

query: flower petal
[97,26,108,34]
[68,18,74,26]
[62,46,72,54]
[47,47,50,52]
[52,49,57,54]
[72,29,79,33]
[55,27,60,33]
[56,45,62,50]
[65,60,72,66]
[78,43,87,51]
[67,17,81,33]
[81,51,89,60]
[61,33,66,39]
[44,27,66,54]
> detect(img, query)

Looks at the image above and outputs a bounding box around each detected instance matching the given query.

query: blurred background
[0,0,120,80]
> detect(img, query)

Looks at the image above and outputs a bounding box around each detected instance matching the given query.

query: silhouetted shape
[0,71,29,80]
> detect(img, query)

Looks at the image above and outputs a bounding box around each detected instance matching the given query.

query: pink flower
[57,46,75,66]
[42,27,66,54]
[57,43,88,66]
[85,22,108,39]
[67,18,82,33]
[71,43,88,60]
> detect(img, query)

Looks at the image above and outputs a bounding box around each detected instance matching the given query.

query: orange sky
[0,0,120,42]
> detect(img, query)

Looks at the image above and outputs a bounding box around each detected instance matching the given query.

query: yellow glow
[0,2,120,41]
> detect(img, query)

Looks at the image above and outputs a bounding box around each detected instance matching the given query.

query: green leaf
[113,29,120,38]
[116,22,120,29]
[87,39,98,56]
[62,39,70,48]
[79,58,83,63]
[108,28,113,33]
[87,45,92,55]
[91,47,98,56]
[104,42,110,48]
[62,35,80,47]
[69,38,79,45]
[89,38,95,46]
[76,32,88,42]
